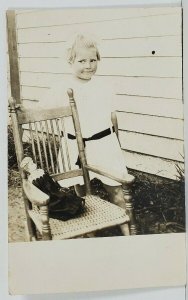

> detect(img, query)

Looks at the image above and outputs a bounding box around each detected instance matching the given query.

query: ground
[8,184,26,242]
[8,168,185,243]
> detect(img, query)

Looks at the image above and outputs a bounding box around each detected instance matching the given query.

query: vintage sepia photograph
[7,7,185,243]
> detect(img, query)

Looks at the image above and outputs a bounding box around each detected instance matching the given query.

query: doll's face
[25,160,37,174]
[71,47,98,80]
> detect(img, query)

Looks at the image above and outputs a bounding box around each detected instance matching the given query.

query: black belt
[67,126,115,143]
[62,126,115,167]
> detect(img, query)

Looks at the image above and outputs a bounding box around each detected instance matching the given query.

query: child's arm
[111,111,118,138]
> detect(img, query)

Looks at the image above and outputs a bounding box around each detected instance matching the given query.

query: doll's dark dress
[32,172,85,221]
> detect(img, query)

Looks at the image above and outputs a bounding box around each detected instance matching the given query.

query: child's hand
[111,112,118,138]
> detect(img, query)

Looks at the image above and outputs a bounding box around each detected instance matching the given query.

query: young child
[49,33,129,233]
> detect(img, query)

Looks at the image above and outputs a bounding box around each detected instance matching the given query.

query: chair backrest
[9,89,91,193]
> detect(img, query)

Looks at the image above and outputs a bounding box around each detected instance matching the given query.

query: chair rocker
[9,89,137,241]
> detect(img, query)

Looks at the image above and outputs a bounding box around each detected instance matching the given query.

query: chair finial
[67,89,75,105]
[67,88,74,99]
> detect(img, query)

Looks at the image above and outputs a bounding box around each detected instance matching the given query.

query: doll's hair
[67,33,100,64]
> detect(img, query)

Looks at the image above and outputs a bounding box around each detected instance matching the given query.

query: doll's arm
[23,179,50,206]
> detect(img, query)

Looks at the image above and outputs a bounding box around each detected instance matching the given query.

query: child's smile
[71,47,98,81]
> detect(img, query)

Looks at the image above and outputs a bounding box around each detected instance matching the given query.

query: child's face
[71,47,98,80]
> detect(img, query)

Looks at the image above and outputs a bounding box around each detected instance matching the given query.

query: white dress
[47,75,128,187]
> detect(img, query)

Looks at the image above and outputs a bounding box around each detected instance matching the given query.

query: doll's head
[20,157,37,174]
[67,34,100,80]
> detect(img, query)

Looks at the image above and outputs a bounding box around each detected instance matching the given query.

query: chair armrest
[85,164,135,185]
[23,179,50,206]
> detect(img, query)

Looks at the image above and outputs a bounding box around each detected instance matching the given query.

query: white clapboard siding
[20,73,182,99]
[16,9,41,15]
[20,86,183,119]
[21,86,50,102]
[19,57,182,78]
[117,95,183,119]
[97,57,182,77]
[17,13,181,43]
[22,99,39,109]
[18,35,181,58]
[119,131,184,162]
[123,151,184,180]
[15,7,180,28]
[13,7,183,179]
[117,112,184,140]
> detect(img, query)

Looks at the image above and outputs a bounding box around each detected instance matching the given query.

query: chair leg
[40,205,52,240]
[103,184,131,236]
[23,194,37,241]
[123,184,137,235]
[24,220,36,242]
[120,223,130,236]
[85,232,96,238]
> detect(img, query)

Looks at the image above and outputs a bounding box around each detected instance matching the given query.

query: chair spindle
[45,120,55,173]
[60,117,71,171]
[49,119,60,172]
[39,120,50,173]
[29,122,37,164]
[34,122,44,169]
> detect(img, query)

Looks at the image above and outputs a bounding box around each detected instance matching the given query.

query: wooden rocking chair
[9,89,137,241]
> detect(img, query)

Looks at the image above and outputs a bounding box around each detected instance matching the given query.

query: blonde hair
[67,34,100,64]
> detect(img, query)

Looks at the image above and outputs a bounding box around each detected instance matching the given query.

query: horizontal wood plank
[22,99,40,109]
[101,35,181,57]
[18,35,181,58]
[97,57,182,77]
[117,95,183,118]
[117,112,184,140]
[19,57,182,77]
[21,86,50,103]
[20,73,182,99]
[123,150,184,180]
[17,13,181,43]
[52,169,83,181]
[18,106,72,124]
[15,9,42,15]
[119,131,184,162]
[16,7,180,29]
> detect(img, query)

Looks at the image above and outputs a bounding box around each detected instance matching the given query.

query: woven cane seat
[31,195,129,239]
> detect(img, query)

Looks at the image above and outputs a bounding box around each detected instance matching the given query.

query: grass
[8,125,185,237]
[129,169,185,234]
